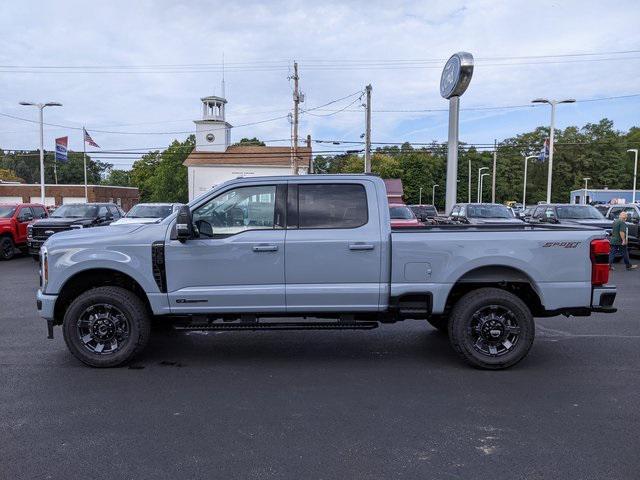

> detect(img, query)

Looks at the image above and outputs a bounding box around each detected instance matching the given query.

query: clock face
[206,133,215,142]
[440,55,461,99]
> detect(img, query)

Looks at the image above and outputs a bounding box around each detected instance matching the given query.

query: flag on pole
[537,138,549,161]
[55,136,68,163]
[83,128,99,148]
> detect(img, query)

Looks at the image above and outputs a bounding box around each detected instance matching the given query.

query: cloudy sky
[1,0,639,169]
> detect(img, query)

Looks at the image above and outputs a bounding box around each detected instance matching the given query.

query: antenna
[221,52,226,99]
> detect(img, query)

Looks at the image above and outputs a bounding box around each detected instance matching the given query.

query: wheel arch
[444,265,545,316]
[53,268,151,325]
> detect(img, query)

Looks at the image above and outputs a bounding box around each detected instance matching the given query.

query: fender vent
[151,241,167,293]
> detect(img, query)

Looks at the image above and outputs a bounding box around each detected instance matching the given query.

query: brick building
[0,184,139,211]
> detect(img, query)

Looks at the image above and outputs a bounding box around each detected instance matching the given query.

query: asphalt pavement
[1,256,639,480]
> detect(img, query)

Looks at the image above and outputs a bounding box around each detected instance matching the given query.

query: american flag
[537,138,549,161]
[83,128,99,148]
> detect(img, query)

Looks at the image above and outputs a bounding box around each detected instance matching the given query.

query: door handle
[252,244,278,252]
[349,243,374,251]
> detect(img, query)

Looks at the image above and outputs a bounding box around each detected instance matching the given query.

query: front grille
[32,226,72,240]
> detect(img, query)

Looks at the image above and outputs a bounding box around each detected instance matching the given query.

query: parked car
[594,204,611,216]
[389,204,422,227]
[111,203,183,225]
[0,203,47,260]
[527,204,613,230]
[37,175,616,370]
[408,204,438,223]
[604,204,640,250]
[450,203,524,224]
[521,206,536,221]
[28,203,125,257]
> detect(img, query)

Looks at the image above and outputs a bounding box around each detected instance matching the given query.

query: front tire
[448,288,534,370]
[0,236,15,260]
[63,286,150,367]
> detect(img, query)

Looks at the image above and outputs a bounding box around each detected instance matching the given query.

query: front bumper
[37,289,57,320]
[27,239,45,255]
[591,285,617,313]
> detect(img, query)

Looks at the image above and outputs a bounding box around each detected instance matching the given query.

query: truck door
[284,180,382,312]
[15,207,34,243]
[164,183,287,313]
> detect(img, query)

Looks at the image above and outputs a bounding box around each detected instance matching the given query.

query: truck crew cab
[0,203,47,260]
[37,175,616,369]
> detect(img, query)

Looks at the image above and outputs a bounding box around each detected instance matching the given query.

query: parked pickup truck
[0,203,48,260]
[37,175,617,369]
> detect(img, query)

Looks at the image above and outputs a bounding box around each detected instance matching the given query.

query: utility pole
[468,158,472,203]
[307,134,313,173]
[627,149,638,203]
[491,139,497,203]
[364,84,372,173]
[291,62,300,175]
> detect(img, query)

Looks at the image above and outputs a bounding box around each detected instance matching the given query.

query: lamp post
[627,149,638,203]
[582,177,591,204]
[468,158,472,203]
[531,98,575,204]
[432,184,439,205]
[19,101,63,205]
[522,155,537,207]
[419,187,423,205]
[477,167,488,202]
[479,173,490,203]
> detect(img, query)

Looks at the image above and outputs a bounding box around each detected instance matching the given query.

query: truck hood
[33,217,95,228]
[561,219,613,229]
[468,218,523,224]
[44,223,148,247]
[111,217,162,225]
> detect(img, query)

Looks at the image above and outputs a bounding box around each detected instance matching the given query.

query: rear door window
[297,184,368,229]
[31,206,47,219]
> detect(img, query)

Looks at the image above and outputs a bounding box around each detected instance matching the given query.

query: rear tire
[0,236,15,260]
[63,286,150,367]
[448,288,535,370]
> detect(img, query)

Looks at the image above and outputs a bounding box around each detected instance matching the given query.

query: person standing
[609,211,637,270]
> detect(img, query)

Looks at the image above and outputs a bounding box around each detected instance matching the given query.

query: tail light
[590,239,610,286]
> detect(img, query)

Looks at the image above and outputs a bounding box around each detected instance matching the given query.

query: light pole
[477,167,488,202]
[468,158,472,203]
[432,184,439,205]
[627,149,638,203]
[419,187,423,205]
[582,177,591,204]
[531,98,575,204]
[479,173,490,202]
[522,155,537,207]
[19,101,63,205]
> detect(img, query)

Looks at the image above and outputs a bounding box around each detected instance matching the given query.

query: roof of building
[183,145,312,167]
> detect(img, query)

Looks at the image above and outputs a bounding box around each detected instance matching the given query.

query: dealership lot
[1,256,639,480]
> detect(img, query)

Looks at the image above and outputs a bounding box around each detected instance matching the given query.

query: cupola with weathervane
[194,95,232,152]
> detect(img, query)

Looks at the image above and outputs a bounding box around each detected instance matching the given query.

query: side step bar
[173,321,379,332]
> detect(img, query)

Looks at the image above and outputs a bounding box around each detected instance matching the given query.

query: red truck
[0,203,48,260]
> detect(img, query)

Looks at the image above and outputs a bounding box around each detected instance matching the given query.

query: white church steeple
[194,95,232,152]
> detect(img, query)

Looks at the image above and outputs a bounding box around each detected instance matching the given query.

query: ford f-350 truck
[36,175,616,369]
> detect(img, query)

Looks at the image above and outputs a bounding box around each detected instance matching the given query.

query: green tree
[231,137,266,147]
[102,169,131,187]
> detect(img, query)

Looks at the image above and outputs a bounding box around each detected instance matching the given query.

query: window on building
[297,184,368,229]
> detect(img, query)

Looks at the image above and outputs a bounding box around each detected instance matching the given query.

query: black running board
[173,321,379,332]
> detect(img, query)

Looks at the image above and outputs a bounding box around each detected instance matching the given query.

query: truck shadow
[138,323,464,368]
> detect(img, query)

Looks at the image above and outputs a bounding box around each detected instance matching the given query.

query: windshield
[556,205,605,220]
[51,204,98,218]
[389,206,415,220]
[467,204,512,219]
[126,204,173,219]
[0,206,16,218]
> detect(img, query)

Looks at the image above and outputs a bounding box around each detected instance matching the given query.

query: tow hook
[47,320,54,339]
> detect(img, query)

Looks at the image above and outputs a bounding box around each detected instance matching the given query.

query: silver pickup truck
[36,175,616,369]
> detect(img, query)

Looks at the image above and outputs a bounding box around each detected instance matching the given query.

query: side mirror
[176,205,193,242]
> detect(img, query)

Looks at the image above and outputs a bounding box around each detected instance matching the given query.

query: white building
[184,95,310,200]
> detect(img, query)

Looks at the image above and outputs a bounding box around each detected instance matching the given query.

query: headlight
[27,225,33,238]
